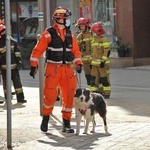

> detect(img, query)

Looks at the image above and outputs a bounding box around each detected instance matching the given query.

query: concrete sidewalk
[0,66,150,150]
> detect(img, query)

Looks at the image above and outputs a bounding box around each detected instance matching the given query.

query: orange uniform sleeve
[30,30,51,67]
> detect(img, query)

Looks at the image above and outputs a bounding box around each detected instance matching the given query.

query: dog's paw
[75,133,79,136]
[83,132,88,134]
[90,130,95,133]
[105,131,110,135]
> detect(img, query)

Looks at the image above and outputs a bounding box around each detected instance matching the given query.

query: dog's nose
[80,97,84,102]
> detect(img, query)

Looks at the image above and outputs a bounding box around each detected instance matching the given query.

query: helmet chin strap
[79,26,87,32]
[54,18,66,25]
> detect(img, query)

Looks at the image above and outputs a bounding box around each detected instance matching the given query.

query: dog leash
[76,72,82,88]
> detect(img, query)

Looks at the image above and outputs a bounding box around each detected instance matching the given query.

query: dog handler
[29,6,83,133]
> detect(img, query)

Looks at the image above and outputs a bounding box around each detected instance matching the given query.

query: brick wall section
[133,0,150,58]
[117,0,150,59]
[117,0,134,57]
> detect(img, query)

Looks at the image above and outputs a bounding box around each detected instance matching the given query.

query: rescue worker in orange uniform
[29,6,82,133]
[90,22,111,99]
[76,18,92,87]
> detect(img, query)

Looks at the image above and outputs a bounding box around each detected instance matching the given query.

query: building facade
[0,0,150,68]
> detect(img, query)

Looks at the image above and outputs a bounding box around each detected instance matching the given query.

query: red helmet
[0,24,6,33]
[91,22,105,35]
[53,6,72,19]
[76,17,89,27]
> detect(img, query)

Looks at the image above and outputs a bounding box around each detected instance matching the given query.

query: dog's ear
[85,88,90,95]
[74,88,81,97]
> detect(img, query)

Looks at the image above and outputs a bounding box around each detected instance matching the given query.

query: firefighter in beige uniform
[76,18,92,86]
[90,22,111,98]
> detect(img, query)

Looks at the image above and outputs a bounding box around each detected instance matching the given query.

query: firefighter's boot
[40,116,49,132]
[62,118,74,133]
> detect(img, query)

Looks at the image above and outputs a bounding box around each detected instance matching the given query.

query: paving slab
[0,66,150,150]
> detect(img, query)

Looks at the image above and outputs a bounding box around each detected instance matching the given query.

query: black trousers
[1,69,24,101]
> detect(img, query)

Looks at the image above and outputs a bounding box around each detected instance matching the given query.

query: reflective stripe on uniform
[62,107,72,112]
[82,55,91,61]
[43,103,54,109]
[73,58,82,64]
[15,52,21,57]
[46,60,71,64]
[10,45,14,49]
[0,46,6,51]
[103,86,111,91]
[91,43,103,47]
[105,60,110,65]
[102,56,108,61]
[91,41,110,48]
[0,46,6,53]
[15,88,23,93]
[78,37,91,43]
[0,49,6,53]
[91,59,102,66]
[99,83,103,88]
[47,47,71,52]
[1,64,17,70]
[106,69,111,74]
[90,86,99,92]
[30,57,39,62]
[102,42,110,48]
[44,33,51,38]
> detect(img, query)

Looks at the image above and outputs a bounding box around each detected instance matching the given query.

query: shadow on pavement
[107,89,150,118]
[0,102,26,110]
[35,112,112,150]
[37,128,111,150]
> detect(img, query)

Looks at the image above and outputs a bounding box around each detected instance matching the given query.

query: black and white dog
[74,88,108,135]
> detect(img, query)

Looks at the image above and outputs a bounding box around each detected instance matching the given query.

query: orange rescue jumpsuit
[30,24,82,120]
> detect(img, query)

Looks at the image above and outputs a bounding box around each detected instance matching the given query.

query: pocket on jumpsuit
[45,66,57,89]
[67,66,77,90]
[43,66,58,112]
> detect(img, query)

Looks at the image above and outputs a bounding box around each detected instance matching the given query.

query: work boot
[11,92,16,95]
[17,99,27,103]
[40,116,49,132]
[62,118,74,133]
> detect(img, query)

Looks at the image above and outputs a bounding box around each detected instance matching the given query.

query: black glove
[100,61,105,68]
[76,64,82,74]
[29,66,37,78]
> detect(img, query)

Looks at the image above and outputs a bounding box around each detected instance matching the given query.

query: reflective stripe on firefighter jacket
[91,35,111,65]
[76,31,92,63]
[0,37,22,70]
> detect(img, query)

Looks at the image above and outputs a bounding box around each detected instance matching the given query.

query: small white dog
[74,88,108,135]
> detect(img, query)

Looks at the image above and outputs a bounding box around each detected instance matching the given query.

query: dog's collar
[78,106,89,115]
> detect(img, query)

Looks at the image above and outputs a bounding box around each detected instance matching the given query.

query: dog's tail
[97,101,107,118]
[92,94,107,118]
